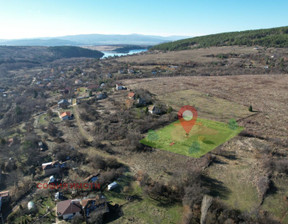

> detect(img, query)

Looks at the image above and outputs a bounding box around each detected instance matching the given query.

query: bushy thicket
[152,26,288,51]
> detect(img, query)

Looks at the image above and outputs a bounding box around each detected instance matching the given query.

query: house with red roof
[128,92,135,99]
[60,111,72,120]
[56,199,82,220]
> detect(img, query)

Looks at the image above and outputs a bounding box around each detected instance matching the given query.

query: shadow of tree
[201,175,231,200]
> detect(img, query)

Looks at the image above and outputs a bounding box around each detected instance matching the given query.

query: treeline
[151,26,288,51]
[114,45,148,53]
[49,46,104,59]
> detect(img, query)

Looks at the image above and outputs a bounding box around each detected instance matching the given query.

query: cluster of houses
[125,89,163,115]
[56,195,109,220]
[39,160,119,221]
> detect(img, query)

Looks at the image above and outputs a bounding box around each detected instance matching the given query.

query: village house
[87,85,98,91]
[55,192,63,201]
[60,111,73,121]
[81,195,109,218]
[128,92,136,100]
[42,161,66,176]
[84,173,100,183]
[118,69,125,74]
[148,105,162,115]
[8,138,13,147]
[38,141,47,151]
[58,99,70,109]
[115,83,127,91]
[75,79,82,85]
[96,92,108,100]
[128,69,135,74]
[56,199,82,220]
[136,97,147,106]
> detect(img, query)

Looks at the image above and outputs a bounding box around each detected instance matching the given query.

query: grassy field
[207,163,261,212]
[156,89,251,122]
[140,118,243,158]
[262,177,288,222]
[105,175,183,224]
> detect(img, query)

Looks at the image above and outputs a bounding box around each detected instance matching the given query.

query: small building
[148,105,162,115]
[107,181,118,191]
[136,97,146,106]
[87,85,98,91]
[81,195,109,218]
[75,79,82,85]
[0,191,9,203]
[128,69,135,74]
[100,83,106,88]
[115,84,127,91]
[48,175,56,184]
[84,174,100,183]
[42,161,64,176]
[60,111,72,120]
[118,70,125,74]
[58,99,70,109]
[56,199,82,220]
[55,192,63,201]
[96,92,108,100]
[38,141,47,151]
[28,201,36,211]
[8,138,14,147]
[128,92,135,99]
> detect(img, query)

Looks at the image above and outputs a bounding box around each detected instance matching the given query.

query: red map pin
[178,105,198,135]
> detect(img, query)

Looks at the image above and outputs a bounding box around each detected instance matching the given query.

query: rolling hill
[0,46,104,64]
[151,26,288,51]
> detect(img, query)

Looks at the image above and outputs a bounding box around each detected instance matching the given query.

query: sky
[0,0,287,39]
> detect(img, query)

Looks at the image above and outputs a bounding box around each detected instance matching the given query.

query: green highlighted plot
[140,118,243,158]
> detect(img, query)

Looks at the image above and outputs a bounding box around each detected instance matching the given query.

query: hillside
[152,26,288,51]
[0,46,104,64]
[48,46,104,59]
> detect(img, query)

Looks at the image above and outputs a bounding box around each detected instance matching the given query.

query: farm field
[140,118,243,158]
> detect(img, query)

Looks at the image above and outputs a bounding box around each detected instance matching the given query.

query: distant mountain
[0,34,191,46]
[152,26,288,51]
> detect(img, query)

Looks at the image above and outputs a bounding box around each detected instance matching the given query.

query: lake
[101,49,147,58]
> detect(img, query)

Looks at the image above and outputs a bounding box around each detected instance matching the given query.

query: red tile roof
[128,92,135,98]
[60,111,71,118]
[57,200,82,216]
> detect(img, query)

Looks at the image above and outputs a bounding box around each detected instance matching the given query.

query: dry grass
[120,74,288,221]
[117,46,257,64]
[122,74,288,140]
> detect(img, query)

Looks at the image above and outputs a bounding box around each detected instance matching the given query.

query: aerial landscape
[0,1,288,224]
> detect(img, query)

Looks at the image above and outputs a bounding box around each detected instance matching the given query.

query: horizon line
[0,33,195,41]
